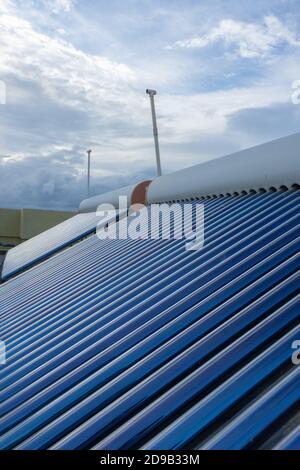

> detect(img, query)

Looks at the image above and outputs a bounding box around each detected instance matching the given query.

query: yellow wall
[0,208,76,250]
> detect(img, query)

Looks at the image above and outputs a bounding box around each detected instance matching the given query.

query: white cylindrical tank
[147,133,300,203]
[79,180,152,213]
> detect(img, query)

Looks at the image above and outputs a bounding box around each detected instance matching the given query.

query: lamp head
[146,89,157,97]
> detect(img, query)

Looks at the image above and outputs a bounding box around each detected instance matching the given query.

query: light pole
[146,89,162,177]
[86,149,92,198]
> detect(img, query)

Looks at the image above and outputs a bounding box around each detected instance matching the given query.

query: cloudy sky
[0,0,299,210]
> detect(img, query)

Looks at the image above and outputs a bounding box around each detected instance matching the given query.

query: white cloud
[0,3,297,161]
[56,27,67,35]
[41,0,76,13]
[168,16,300,58]
[158,80,291,147]
[0,0,14,13]
[0,5,136,113]
[0,1,299,209]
